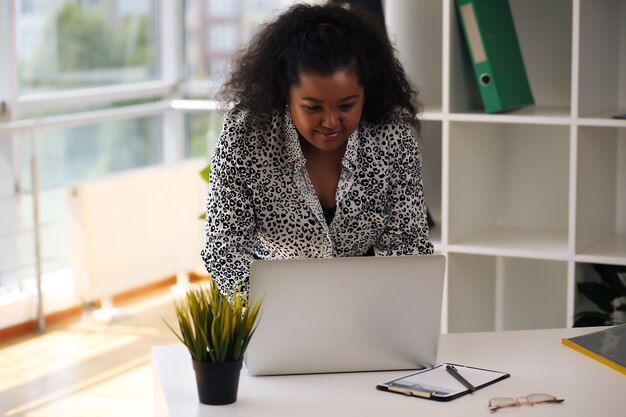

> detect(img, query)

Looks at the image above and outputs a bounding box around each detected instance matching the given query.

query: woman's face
[288,69,364,154]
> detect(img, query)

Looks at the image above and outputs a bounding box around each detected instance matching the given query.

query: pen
[446,364,476,392]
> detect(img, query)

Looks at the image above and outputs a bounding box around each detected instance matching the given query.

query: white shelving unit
[386,0,626,332]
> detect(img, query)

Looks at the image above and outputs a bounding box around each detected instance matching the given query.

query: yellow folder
[562,324,626,375]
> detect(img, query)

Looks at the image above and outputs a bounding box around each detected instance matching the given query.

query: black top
[322,206,337,226]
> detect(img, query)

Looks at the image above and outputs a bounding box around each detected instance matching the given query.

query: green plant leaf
[198,164,211,220]
[199,164,211,183]
[163,280,263,363]
[574,311,612,327]
[577,282,615,313]
[592,264,626,297]
[161,314,185,345]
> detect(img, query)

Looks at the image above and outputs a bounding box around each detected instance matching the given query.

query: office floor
[0,287,179,417]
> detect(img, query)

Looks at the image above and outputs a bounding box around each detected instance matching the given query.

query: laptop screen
[245,254,446,376]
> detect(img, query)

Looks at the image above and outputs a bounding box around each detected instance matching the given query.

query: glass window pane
[207,0,237,18]
[185,0,306,83]
[4,116,159,294]
[186,110,222,159]
[16,0,157,93]
[207,24,239,53]
[18,116,161,191]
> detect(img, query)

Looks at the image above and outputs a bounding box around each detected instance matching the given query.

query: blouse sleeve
[200,111,257,296]
[375,119,434,256]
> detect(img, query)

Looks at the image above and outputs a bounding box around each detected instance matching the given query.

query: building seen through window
[185,0,294,83]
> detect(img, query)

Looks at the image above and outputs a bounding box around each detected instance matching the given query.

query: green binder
[455,0,534,113]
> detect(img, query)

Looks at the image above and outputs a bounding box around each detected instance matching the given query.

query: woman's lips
[317,130,342,140]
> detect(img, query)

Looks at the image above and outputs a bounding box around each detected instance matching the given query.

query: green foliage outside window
[56,3,153,72]
[21,2,155,92]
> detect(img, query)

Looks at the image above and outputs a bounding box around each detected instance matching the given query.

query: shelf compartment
[449,0,572,115]
[495,256,569,331]
[448,122,570,257]
[447,253,496,333]
[577,0,626,119]
[576,126,626,263]
[447,253,568,333]
[386,0,443,113]
[420,121,442,246]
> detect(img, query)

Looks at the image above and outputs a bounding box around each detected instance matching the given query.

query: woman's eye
[339,103,355,110]
[304,105,321,112]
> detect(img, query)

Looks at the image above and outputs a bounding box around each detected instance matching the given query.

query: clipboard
[376,363,510,402]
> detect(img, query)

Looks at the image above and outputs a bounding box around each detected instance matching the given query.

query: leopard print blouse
[201,108,434,295]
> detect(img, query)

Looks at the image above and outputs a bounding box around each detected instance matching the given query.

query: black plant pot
[192,358,243,405]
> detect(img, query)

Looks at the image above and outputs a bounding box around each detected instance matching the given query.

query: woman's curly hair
[218,2,421,131]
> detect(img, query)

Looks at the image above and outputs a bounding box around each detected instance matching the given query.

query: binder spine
[457,2,498,111]
[455,0,534,113]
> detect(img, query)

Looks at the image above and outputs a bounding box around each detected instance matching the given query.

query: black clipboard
[376,363,510,402]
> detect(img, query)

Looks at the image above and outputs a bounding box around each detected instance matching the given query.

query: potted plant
[164,280,263,405]
[575,263,626,327]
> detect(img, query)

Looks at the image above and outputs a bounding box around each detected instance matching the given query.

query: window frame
[0,0,186,329]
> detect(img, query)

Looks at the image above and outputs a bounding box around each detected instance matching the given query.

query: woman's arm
[201,112,258,296]
[376,121,434,256]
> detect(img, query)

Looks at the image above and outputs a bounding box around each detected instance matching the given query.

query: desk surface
[152,327,626,417]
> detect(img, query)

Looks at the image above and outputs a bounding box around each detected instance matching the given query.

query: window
[207,24,239,53]
[1,0,316,329]
[186,110,222,159]
[184,0,302,82]
[18,117,160,191]
[16,0,157,93]
[206,0,238,18]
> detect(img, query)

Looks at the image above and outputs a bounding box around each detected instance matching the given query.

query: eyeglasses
[488,393,564,412]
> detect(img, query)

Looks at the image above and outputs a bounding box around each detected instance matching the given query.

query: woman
[202,2,433,296]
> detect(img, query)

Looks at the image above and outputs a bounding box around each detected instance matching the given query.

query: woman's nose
[321,110,339,129]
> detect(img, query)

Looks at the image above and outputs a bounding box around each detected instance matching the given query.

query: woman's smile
[316,129,343,140]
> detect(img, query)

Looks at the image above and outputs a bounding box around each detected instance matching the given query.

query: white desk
[152,327,626,416]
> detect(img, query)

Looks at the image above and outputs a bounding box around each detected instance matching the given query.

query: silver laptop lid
[245,254,446,376]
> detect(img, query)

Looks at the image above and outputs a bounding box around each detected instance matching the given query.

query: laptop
[245,254,446,376]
